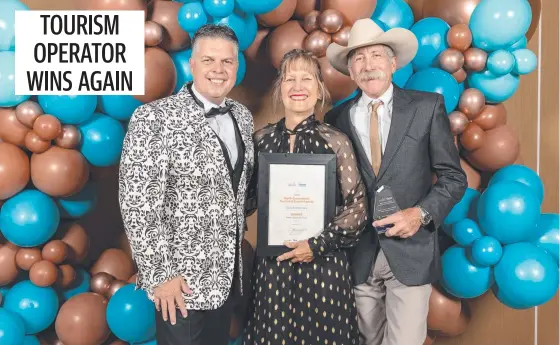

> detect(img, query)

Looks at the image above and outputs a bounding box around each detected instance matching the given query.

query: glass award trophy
[373,185,401,234]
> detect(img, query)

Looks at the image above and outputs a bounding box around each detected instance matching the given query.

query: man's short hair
[191,24,239,55]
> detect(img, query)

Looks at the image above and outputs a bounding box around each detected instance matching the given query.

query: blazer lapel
[377,85,416,181]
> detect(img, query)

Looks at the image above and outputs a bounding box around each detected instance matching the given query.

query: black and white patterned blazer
[118,83,254,310]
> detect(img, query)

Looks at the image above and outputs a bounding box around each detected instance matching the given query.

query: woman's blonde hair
[272,49,331,114]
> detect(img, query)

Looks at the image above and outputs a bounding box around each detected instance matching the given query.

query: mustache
[358,70,386,81]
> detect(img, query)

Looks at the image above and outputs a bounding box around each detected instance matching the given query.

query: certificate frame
[256,152,337,257]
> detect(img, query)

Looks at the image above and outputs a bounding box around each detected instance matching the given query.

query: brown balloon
[294,0,318,18]
[134,47,177,103]
[0,242,19,286]
[15,100,44,128]
[106,340,127,345]
[268,20,308,69]
[144,21,164,47]
[447,24,472,51]
[302,10,320,33]
[438,301,471,336]
[257,0,297,27]
[473,103,507,130]
[0,107,30,147]
[332,25,351,46]
[318,9,344,34]
[423,330,438,345]
[438,48,465,73]
[25,131,51,154]
[0,142,30,200]
[90,248,135,281]
[83,0,147,19]
[31,146,90,198]
[303,30,332,57]
[427,286,462,332]
[128,273,137,284]
[460,158,481,190]
[55,292,111,345]
[60,222,90,263]
[458,88,485,119]
[15,247,42,271]
[422,0,481,26]
[452,68,467,83]
[57,264,76,288]
[150,1,191,52]
[526,0,541,41]
[91,272,115,296]
[448,111,469,135]
[244,28,271,63]
[107,280,127,298]
[55,125,81,149]
[318,56,357,102]
[460,122,485,151]
[42,240,68,264]
[33,115,62,141]
[405,0,425,22]
[320,0,376,25]
[465,125,520,172]
[464,48,487,72]
[30,260,58,287]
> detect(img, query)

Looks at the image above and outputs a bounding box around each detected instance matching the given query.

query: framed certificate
[256,152,337,257]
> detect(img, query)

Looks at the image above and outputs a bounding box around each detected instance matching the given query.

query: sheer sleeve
[245,125,276,218]
[308,124,368,257]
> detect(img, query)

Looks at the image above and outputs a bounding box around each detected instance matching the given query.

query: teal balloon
[0,308,25,345]
[57,182,98,219]
[471,236,503,266]
[78,113,126,167]
[23,335,40,345]
[467,69,520,104]
[333,89,358,107]
[60,268,90,301]
[203,0,234,18]
[234,0,282,14]
[488,164,544,204]
[508,36,527,51]
[512,49,537,75]
[37,95,97,125]
[469,0,532,51]
[487,50,515,76]
[443,188,480,229]
[170,48,193,94]
[235,52,246,86]
[371,0,414,30]
[440,245,494,299]
[99,95,143,121]
[452,218,482,247]
[477,181,541,245]
[0,0,29,51]
[178,2,208,33]
[214,11,256,51]
[405,68,460,114]
[0,51,30,107]
[393,63,413,88]
[410,17,449,71]
[530,213,559,265]
[493,242,559,309]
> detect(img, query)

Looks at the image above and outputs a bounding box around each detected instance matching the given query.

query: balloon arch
[0,0,557,344]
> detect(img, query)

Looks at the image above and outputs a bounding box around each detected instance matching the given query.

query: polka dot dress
[243,115,368,345]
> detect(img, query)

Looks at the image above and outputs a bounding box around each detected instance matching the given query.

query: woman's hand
[277,240,314,263]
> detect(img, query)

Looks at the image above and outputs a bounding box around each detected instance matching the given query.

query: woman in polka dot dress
[243,49,368,345]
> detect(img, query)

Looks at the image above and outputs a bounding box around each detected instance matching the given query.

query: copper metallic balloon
[57,264,76,288]
[55,292,111,345]
[303,29,332,57]
[0,242,19,286]
[320,0,376,25]
[150,1,191,51]
[55,125,81,149]
[90,272,114,296]
[42,240,68,264]
[107,280,127,298]
[473,103,507,130]
[0,107,30,147]
[447,24,472,52]
[244,28,270,63]
[0,142,30,200]
[303,10,320,33]
[144,21,164,47]
[465,125,520,172]
[25,131,51,154]
[427,286,462,331]
[422,0,481,26]
[526,0,541,41]
[33,115,62,141]
[460,122,485,151]
[257,0,297,28]
[460,158,481,190]
[318,56,357,102]
[30,146,90,198]
[318,9,344,34]
[30,260,58,287]
[332,25,351,46]
[268,20,308,69]
[128,273,137,284]
[90,248,135,281]
[60,222,90,263]
[83,0,147,19]
[15,247,42,271]
[15,100,43,128]
[458,88,485,120]
[134,47,177,103]
[452,68,467,83]
[448,111,469,135]
[438,48,464,74]
[464,48,487,72]
[294,0,318,19]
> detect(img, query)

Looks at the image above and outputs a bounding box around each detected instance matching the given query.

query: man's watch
[417,206,432,226]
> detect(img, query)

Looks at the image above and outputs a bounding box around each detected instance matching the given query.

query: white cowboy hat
[326,18,418,76]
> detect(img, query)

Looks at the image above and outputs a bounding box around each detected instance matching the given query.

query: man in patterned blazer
[119,24,254,345]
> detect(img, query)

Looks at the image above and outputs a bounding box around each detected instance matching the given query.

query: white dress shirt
[192,85,238,166]
[350,83,394,165]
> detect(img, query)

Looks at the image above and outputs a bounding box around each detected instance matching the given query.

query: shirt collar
[358,83,394,114]
[191,83,226,113]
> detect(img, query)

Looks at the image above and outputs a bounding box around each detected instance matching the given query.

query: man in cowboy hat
[324,19,467,345]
